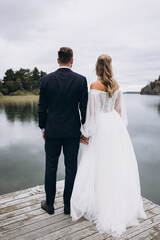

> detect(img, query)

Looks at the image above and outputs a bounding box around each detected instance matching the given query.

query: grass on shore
[0,95,39,103]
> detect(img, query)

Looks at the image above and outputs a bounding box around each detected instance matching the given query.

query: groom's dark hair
[58,47,73,64]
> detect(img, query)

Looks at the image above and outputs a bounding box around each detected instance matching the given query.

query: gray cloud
[0,0,160,91]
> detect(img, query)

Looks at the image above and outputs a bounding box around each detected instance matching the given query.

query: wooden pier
[0,180,160,240]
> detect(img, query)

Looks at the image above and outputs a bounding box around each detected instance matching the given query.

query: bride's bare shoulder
[114,80,120,91]
[90,79,120,92]
[90,80,99,89]
[90,80,105,91]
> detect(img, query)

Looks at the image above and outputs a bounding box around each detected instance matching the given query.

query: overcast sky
[0,0,160,91]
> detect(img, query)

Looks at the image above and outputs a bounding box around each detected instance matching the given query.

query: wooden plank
[0,193,45,216]
[0,185,44,203]
[130,223,160,240]
[15,219,93,240]
[0,196,63,221]
[57,225,98,240]
[4,218,84,240]
[0,189,63,214]
[144,202,156,212]
[0,206,64,234]
[36,218,96,240]
[122,211,160,239]
[0,203,43,222]
[0,186,44,206]
[81,233,107,240]
[0,192,45,210]
[1,212,70,240]
[0,180,64,204]
[0,199,63,227]
[0,192,45,209]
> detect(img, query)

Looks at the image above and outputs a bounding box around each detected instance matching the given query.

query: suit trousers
[44,136,80,207]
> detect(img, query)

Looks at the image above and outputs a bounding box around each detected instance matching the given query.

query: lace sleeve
[114,90,128,127]
[80,90,100,138]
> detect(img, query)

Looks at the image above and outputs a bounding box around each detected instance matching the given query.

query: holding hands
[42,131,45,140]
[80,135,89,145]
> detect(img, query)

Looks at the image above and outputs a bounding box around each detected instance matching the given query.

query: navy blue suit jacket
[38,68,88,138]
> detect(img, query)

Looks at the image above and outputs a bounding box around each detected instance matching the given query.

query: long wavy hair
[96,54,115,97]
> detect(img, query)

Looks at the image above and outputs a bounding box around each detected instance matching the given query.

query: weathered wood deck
[0,181,160,240]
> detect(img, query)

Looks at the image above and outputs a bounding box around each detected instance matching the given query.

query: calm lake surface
[0,94,160,205]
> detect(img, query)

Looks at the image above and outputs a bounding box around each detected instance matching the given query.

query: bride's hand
[42,132,45,140]
[80,135,89,145]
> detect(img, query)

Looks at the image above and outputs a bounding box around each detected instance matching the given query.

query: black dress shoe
[41,200,54,215]
[64,206,70,215]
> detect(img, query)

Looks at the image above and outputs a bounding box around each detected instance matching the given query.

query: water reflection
[138,95,160,115]
[125,94,160,205]
[0,96,39,123]
[2,102,38,123]
[147,102,160,115]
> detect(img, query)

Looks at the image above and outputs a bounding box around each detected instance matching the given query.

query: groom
[38,47,88,215]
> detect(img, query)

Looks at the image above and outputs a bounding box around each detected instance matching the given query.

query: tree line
[0,68,47,95]
[149,75,160,89]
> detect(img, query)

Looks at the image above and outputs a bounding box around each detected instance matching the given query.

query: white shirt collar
[58,66,71,69]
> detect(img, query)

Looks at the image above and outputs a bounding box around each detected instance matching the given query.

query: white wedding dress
[71,88,147,237]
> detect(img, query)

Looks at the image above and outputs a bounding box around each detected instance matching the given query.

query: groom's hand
[80,135,89,145]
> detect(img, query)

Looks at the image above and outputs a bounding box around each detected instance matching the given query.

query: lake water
[0,94,160,205]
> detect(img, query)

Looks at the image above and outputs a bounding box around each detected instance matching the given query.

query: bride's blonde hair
[96,54,115,97]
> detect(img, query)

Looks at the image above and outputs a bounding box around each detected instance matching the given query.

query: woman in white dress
[71,54,147,237]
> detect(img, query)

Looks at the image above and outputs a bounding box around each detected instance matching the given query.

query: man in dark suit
[38,47,88,215]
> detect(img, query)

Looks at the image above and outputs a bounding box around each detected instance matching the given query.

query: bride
[71,54,147,237]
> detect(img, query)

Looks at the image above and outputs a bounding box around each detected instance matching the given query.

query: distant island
[123,91,140,94]
[140,75,160,95]
[0,68,47,96]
